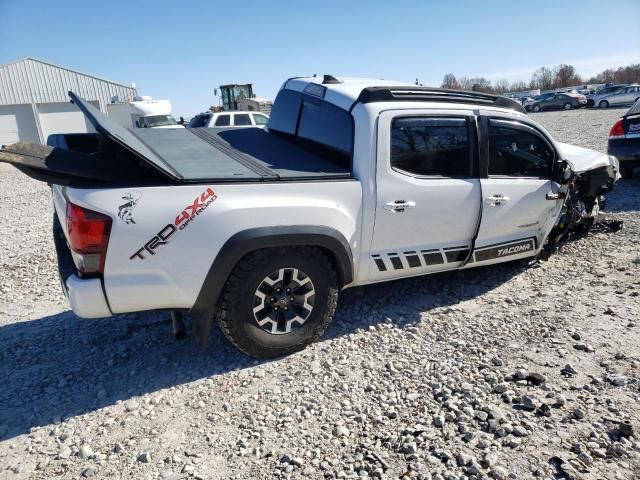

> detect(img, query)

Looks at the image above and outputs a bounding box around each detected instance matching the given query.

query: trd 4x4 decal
[118,191,141,224]
[129,188,217,260]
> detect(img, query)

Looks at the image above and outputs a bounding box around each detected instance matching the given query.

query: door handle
[545,192,566,201]
[485,194,509,206]
[384,200,415,213]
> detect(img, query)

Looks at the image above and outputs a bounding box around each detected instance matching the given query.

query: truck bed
[0,92,351,186]
[133,126,351,182]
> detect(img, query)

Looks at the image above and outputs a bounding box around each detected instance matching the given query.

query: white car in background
[188,111,269,128]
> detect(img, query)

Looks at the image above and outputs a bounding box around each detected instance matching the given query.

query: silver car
[593,84,640,108]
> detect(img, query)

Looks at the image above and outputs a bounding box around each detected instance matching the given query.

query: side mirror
[553,159,573,184]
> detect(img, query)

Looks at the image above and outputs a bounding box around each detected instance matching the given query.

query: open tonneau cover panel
[0,92,350,186]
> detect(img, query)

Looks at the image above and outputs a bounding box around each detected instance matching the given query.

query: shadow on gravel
[606,176,640,213]
[0,260,528,440]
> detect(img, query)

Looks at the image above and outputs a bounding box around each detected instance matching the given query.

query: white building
[0,57,137,145]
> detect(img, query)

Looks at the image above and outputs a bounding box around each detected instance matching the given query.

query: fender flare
[190,225,354,346]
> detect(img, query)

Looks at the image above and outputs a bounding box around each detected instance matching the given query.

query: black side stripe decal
[372,237,536,273]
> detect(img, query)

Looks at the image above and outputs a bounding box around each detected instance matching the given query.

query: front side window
[234,114,251,126]
[390,117,470,177]
[488,120,553,177]
[214,115,230,126]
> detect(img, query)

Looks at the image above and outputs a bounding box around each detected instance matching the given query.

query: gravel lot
[1,107,639,480]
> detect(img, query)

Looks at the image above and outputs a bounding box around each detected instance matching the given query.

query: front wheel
[563,102,572,110]
[599,100,609,108]
[533,105,541,112]
[216,247,339,358]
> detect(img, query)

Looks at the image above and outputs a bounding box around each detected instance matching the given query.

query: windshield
[142,115,178,127]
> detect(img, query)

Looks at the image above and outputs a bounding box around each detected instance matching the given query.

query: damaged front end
[540,160,622,260]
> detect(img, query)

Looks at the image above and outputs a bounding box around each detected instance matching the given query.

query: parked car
[530,93,587,112]
[586,84,628,107]
[593,85,640,109]
[608,98,640,178]
[523,92,555,111]
[0,76,620,358]
[188,111,269,128]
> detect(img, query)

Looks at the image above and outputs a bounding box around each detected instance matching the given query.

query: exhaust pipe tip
[171,312,187,341]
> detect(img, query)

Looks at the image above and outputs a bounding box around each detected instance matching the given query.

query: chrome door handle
[384,200,415,213]
[485,194,509,206]
[545,192,566,201]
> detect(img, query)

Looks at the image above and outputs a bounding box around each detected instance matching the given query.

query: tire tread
[216,247,338,358]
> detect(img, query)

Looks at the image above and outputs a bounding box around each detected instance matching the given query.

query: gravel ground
[1,107,639,480]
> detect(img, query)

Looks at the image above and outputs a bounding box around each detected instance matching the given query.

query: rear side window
[488,120,553,177]
[390,117,470,177]
[253,114,268,125]
[234,114,251,126]
[214,115,230,127]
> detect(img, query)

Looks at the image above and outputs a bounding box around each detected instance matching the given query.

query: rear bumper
[66,275,112,318]
[608,139,640,163]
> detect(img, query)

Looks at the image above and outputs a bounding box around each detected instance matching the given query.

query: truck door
[368,110,481,282]
[472,115,564,264]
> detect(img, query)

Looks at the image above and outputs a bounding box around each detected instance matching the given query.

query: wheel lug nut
[290,297,295,301]
[284,307,288,310]
[270,297,275,302]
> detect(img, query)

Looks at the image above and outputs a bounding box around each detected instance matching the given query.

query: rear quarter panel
[64,181,362,313]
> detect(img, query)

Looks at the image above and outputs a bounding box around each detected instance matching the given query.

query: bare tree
[510,80,528,92]
[493,79,510,94]
[470,78,494,93]
[458,77,474,90]
[441,73,460,89]
[554,64,582,88]
[587,64,640,84]
[531,66,554,90]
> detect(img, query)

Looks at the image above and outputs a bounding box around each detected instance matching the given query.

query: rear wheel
[533,104,541,112]
[599,100,609,108]
[216,247,339,358]
[563,102,572,110]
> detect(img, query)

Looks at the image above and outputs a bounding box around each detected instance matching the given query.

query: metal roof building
[0,57,137,145]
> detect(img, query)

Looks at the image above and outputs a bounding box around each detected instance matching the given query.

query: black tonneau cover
[0,92,350,185]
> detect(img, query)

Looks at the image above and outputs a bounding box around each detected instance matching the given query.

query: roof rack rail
[355,87,526,113]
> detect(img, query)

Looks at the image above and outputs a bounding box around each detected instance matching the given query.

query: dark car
[530,93,587,112]
[608,99,640,178]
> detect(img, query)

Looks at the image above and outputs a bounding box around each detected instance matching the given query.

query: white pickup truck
[0,75,620,358]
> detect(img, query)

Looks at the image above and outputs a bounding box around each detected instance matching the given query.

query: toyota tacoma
[0,75,621,357]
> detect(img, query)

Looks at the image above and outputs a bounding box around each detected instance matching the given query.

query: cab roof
[283,75,526,114]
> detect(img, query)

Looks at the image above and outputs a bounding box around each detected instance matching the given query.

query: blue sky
[1,0,638,117]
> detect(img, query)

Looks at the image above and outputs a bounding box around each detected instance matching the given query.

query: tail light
[609,119,625,139]
[66,202,112,276]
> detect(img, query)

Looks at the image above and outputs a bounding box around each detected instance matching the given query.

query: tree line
[439,63,640,94]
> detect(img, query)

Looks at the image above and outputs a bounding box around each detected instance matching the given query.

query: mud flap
[190,306,216,348]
